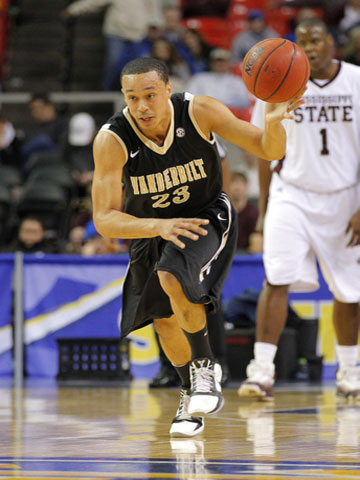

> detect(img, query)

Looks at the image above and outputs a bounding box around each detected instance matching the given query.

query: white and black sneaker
[238,360,275,401]
[188,358,224,416]
[336,366,360,401]
[169,389,204,437]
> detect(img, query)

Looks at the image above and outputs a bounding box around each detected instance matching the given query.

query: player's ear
[326,32,334,47]
[166,81,172,98]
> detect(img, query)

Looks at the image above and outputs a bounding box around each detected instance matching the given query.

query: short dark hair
[20,216,44,227]
[296,17,328,33]
[29,91,53,105]
[121,57,169,85]
[232,171,248,183]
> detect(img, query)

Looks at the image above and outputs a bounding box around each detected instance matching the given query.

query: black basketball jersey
[100,92,223,218]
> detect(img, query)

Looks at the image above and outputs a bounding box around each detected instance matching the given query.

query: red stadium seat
[183,17,231,49]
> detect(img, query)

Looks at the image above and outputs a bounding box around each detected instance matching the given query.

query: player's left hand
[346,208,360,246]
[265,87,307,123]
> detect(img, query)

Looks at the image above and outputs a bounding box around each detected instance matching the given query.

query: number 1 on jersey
[319,128,329,155]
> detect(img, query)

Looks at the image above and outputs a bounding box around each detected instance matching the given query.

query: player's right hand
[266,87,307,123]
[346,208,360,246]
[157,218,209,249]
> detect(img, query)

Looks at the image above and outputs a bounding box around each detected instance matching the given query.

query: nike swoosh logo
[217,213,227,221]
[130,150,139,158]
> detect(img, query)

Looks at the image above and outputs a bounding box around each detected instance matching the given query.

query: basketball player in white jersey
[238,17,360,400]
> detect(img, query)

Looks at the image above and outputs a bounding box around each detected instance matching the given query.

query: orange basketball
[241,38,310,103]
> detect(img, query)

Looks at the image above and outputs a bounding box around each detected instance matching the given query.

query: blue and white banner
[0,253,341,380]
[0,255,15,376]
[23,255,161,378]
[23,255,127,377]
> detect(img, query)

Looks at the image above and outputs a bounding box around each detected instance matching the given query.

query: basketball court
[1,379,359,480]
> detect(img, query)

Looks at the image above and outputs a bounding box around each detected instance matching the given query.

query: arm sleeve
[67,0,111,16]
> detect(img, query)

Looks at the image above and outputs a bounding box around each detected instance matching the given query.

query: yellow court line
[1,468,360,480]
[0,478,107,480]
[3,472,360,480]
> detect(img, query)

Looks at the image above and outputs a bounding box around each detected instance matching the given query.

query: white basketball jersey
[251,61,360,193]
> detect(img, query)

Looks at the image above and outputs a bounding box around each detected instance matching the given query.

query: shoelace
[191,365,216,393]
[177,390,190,418]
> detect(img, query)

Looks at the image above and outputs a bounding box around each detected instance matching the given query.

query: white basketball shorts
[263,174,360,302]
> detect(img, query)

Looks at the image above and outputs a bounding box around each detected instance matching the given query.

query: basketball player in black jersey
[92,57,304,437]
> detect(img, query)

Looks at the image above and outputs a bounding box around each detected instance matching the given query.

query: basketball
[241,38,310,103]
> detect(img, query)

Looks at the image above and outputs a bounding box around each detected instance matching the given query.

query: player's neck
[312,59,339,81]
[147,117,171,146]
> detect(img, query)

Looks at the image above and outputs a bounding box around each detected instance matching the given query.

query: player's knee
[157,270,181,297]
[265,281,289,294]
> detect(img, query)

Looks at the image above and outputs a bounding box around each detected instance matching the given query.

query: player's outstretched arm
[191,94,304,161]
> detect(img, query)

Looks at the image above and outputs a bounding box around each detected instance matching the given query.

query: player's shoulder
[341,60,360,78]
[171,91,216,116]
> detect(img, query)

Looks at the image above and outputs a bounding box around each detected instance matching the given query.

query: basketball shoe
[336,366,360,400]
[238,360,275,401]
[187,358,224,415]
[169,389,204,437]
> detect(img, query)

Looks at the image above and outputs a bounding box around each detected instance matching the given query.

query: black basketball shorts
[120,193,238,338]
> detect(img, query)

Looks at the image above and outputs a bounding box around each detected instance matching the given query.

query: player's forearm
[94,210,161,240]
[258,158,273,218]
[67,0,109,16]
[261,120,287,161]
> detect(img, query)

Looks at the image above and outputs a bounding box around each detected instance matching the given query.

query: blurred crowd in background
[0,0,358,256]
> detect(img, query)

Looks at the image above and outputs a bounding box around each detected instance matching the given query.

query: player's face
[296,25,333,76]
[122,71,172,132]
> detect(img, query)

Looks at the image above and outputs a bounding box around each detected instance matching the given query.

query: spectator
[339,0,360,36]
[22,92,68,165]
[186,48,252,112]
[341,25,360,64]
[231,9,279,63]
[61,0,163,90]
[65,225,86,254]
[81,234,123,256]
[64,112,96,197]
[0,114,23,172]
[6,216,60,253]
[80,219,129,255]
[182,28,212,74]
[229,171,260,252]
[151,38,191,84]
[135,25,165,59]
[162,5,186,44]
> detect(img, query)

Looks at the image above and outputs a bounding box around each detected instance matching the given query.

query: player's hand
[255,214,265,235]
[265,87,307,123]
[157,218,209,249]
[346,208,360,247]
[248,232,263,253]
